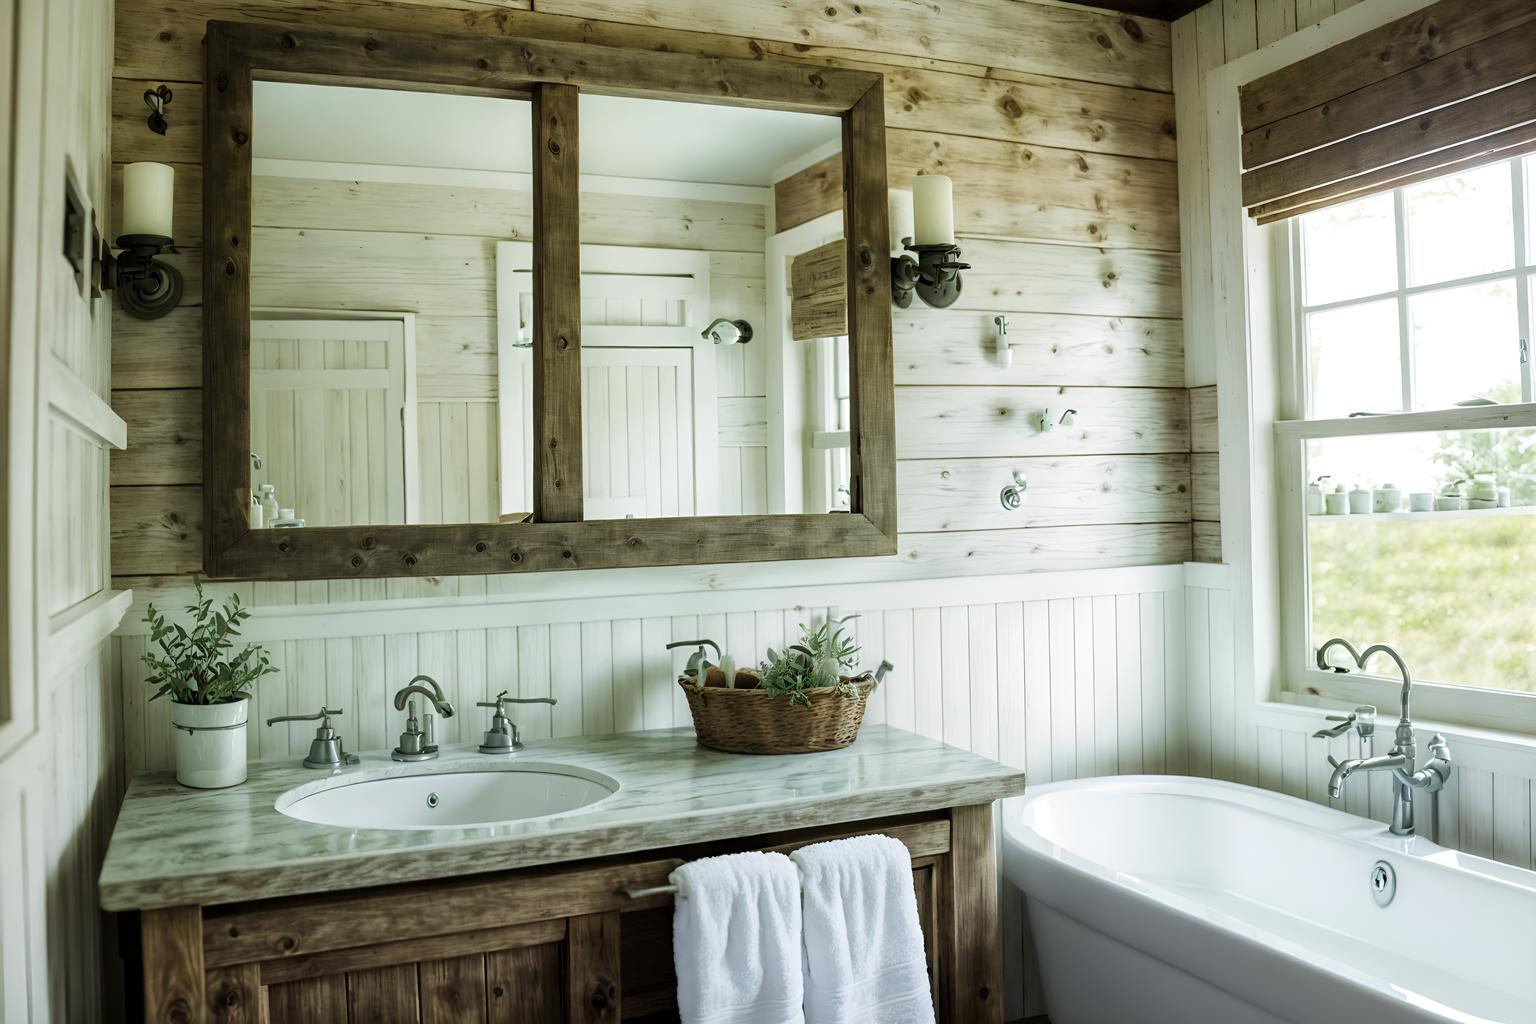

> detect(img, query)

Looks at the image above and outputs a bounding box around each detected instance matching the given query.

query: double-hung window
[1278,157,1536,730]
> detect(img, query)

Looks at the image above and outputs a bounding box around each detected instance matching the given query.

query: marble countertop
[98,725,1025,911]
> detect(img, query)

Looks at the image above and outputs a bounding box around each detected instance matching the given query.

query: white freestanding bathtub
[1002,776,1536,1024]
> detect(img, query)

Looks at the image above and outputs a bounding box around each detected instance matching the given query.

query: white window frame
[1277,150,1536,729]
[1202,0,1536,739]
[1289,162,1536,419]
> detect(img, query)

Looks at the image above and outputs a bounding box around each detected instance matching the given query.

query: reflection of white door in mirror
[496,242,719,521]
[249,314,417,527]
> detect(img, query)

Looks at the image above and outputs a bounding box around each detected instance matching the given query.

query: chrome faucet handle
[476,689,514,710]
[1312,705,1375,741]
[265,706,343,726]
[265,708,358,770]
[476,690,547,755]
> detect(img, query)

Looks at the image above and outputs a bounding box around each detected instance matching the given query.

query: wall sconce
[101,162,183,320]
[701,317,753,345]
[999,471,1028,511]
[891,174,969,308]
[144,85,173,135]
[1039,408,1078,433]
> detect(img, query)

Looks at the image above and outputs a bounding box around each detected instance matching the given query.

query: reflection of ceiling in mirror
[252,83,841,186]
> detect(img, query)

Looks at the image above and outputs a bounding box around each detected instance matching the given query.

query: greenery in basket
[142,578,278,705]
[759,615,862,707]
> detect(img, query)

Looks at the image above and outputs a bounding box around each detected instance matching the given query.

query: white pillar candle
[888,188,914,251]
[122,162,175,239]
[911,173,954,246]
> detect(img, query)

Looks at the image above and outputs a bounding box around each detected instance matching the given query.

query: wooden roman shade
[1240,0,1536,222]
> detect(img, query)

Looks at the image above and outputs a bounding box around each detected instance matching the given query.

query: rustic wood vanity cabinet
[104,727,1024,1023]
[142,808,994,1023]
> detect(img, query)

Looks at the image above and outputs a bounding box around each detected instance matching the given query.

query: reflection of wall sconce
[101,162,183,320]
[702,317,753,345]
[1039,408,1078,433]
[144,85,173,135]
[999,471,1028,511]
[891,174,969,309]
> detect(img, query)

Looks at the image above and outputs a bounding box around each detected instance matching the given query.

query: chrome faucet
[1318,640,1452,836]
[476,690,559,755]
[392,675,455,762]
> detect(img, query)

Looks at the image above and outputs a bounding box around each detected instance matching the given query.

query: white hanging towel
[792,834,937,1024]
[671,850,806,1024]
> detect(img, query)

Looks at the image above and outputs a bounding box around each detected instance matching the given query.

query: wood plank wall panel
[2,0,125,1016]
[110,0,1190,585]
[1176,0,1318,564]
[1189,384,1220,562]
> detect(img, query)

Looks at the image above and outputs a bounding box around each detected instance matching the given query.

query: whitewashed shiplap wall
[114,564,1189,1019]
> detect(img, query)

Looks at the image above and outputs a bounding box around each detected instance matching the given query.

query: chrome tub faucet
[392,674,456,762]
[1316,639,1452,837]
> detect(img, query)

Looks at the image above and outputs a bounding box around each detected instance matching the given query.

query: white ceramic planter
[171,698,249,789]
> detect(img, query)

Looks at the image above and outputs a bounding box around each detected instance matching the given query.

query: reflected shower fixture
[100,162,183,320]
[702,317,753,345]
[144,85,173,135]
[1039,408,1078,433]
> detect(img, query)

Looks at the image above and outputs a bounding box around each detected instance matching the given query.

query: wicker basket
[678,673,877,754]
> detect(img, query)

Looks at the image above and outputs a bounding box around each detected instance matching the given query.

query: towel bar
[624,883,680,899]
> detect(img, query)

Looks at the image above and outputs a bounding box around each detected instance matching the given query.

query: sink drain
[426,792,440,809]
[1370,860,1395,907]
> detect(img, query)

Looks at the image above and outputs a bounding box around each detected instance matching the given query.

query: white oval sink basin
[275,762,619,830]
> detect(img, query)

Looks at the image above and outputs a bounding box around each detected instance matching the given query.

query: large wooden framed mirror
[202,20,895,581]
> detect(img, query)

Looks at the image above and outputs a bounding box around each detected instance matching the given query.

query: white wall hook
[993,314,1011,369]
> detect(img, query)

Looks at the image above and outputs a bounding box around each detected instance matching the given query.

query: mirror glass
[247,83,854,530]
[249,82,534,527]
[573,95,850,519]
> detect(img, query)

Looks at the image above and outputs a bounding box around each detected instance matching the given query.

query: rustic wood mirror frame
[202,21,896,581]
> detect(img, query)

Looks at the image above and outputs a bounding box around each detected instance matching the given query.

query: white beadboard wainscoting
[113,566,1190,779]
[1186,562,1536,873]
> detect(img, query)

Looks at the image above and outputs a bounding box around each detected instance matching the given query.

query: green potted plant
[142,579,278,788]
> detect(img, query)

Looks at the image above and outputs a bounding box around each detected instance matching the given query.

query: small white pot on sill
[170,697,249,789]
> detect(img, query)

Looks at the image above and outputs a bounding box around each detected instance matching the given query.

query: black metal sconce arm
[890,239,970,309]
[100,233,184,320]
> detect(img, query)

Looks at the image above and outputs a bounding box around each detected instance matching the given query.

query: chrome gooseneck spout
[1359,643,1413,737]
[393,673,455,718]
[1315,636,1363,672]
